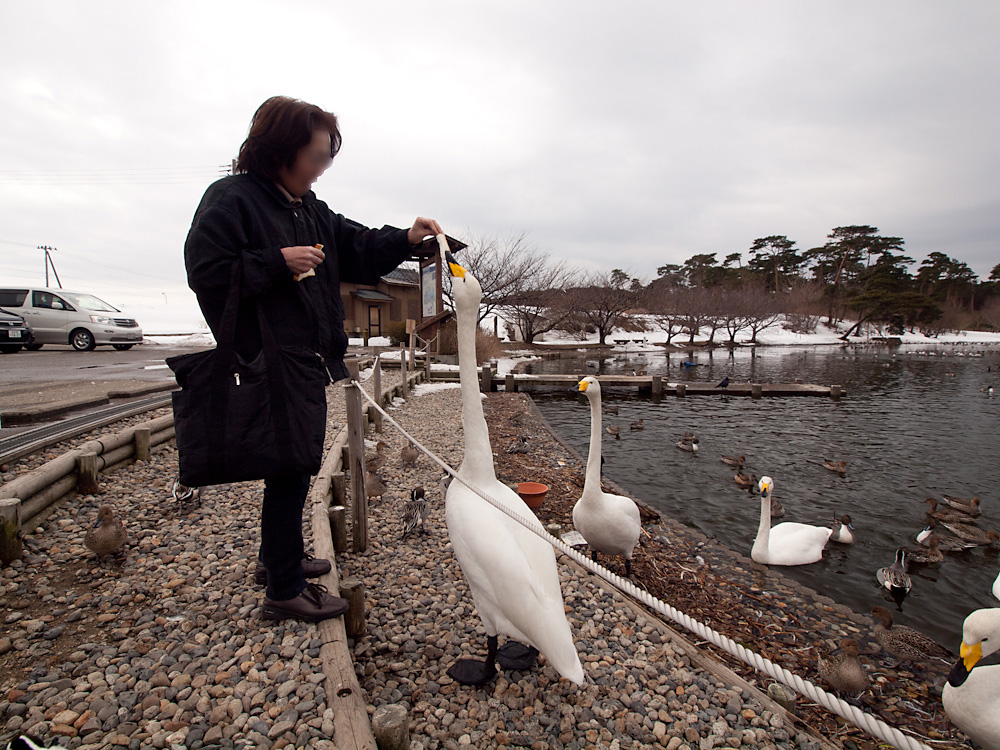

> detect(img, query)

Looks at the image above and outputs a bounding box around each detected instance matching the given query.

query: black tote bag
[166,268,329,487]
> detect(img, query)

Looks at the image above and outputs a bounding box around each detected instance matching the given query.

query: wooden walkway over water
[429,370,845,399]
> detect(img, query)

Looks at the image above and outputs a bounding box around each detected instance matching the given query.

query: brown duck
[871,606,951,665]
[817,638,870,695]
[84,505,128,558]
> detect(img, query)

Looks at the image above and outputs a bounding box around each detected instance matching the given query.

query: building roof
[381,267,419,286]
[352,289,394,302]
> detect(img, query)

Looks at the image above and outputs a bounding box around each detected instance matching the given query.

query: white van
[0,287,143,351]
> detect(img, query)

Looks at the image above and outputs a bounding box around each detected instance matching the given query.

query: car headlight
[90,315,113,325]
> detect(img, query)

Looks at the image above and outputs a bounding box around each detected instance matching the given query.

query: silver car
[0,287,143,351]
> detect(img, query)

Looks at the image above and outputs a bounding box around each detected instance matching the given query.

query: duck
[817,638,870,695]
[401,487,429,538]
[606,425,621,439]
[871,606,952,666]
[680,431,699,443]
[941,494,982,517]
[769,496,785,519]
[916,519,976,552]
[720,455,745,468]
[629,418,644,431]
[171,477,200,504]
[676,439,699,454]
[365,469,386,502]
[572,376,642,576]
[440,242,583,687]
[505,437,530,454]
[751,477,832,566]
[906,536,944,564]
[925,497,978,524]
[400,441,420,465]
[734,471,757,489]
[876,548,912,598]
[84,505,128,558]
[942,608,1000,749]
[941,523,1000,547]
[603,405,618,415]
[822,459,847,474]
[829,514,855,544]
[365,440,389,472]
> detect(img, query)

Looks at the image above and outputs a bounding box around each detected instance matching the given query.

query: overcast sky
[1,1,998,309]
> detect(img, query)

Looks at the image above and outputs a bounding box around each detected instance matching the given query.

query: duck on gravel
[751,477,831,566]
[817,638,870,696]
[400,441,420,465]
[942,608,1000,749]
[871,606,952,667]
[441,242,583,687]
[84,505,128,558]
[505,437,530,454]
[171,478,200,504]
[401,487,429,538]
[573,376,642,577]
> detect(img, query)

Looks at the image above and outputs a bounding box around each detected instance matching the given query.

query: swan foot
[496,642,539,671]
[447,635,498,686]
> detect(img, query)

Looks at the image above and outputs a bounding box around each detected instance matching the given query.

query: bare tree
[499,266,578,344]
[442,230,555,324]
[568,269,639,345]
[743,286,783,343]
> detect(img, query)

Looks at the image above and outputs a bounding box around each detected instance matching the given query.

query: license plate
[9,330,21,338]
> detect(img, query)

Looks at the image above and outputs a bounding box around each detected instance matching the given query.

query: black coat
[184,173,412,381]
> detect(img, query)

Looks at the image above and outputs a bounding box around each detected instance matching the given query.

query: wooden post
[831,384,842,401]
[332,471,347,507]
[406,319,416,373]
[77,451,100,495]
[341,576,366,638]
[676,383,686,398]
[133,427,151,462]
[400,347,409,399]
[345,360,368,553]
[372,358,383,433]
[505,373,515,393]
[371,704,410,750]
[0,498,22,564]
[423,344,431,380]
[480,364,491,393]
[328,505,348,554]
[651,375,662,402]
[752,384,763,400]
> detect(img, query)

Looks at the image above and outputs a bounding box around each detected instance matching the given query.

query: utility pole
[37,246,62,289]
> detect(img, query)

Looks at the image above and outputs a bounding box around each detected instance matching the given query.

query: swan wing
[573,490,641,558]
[764,523,831,566]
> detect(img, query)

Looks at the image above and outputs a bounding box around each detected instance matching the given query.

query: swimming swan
[441,241,583,686]
[751,476,831,566]
[943,608,1000,749]
[573,376,641,575]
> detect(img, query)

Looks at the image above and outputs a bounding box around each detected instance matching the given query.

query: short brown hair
[236,96,342,179]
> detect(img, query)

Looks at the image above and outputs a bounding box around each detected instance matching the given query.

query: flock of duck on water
[431,238,1000,749]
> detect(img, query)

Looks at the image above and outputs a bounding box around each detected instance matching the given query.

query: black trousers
[259,472,311,600]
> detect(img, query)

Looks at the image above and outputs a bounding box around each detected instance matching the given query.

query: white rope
[351,381,937,750]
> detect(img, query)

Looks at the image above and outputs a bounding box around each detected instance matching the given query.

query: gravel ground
[0,369,403,749]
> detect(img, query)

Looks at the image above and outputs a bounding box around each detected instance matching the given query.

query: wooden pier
[429,370,845,399]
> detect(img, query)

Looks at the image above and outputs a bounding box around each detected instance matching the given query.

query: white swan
[572,376,642,575]
[751,476,831,566]
[942,608,1000,749]
[441,240,584,686]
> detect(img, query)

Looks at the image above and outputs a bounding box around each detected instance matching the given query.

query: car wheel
[0,344,22,353]
[70,328,97,351]
[24,343,43,351]
[112,344,134,351]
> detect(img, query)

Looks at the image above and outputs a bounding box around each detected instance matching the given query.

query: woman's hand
[407,217,444,245]
[281,245,326,275]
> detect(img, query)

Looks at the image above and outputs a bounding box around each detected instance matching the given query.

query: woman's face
[277,128,333,197]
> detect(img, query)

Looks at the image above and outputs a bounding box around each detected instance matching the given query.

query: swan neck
[584,394,602,492]
[456,297,494,482]
[757,494,771,547]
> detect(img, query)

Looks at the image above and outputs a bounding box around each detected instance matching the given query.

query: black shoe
[261,583,349,622]
[254,554,332,586]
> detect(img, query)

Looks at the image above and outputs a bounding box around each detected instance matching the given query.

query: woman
[184,96,442,622]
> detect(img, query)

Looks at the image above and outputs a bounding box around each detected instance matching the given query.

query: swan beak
[960,640,982,671]
[445,250,466,278]
[576,380,589,392]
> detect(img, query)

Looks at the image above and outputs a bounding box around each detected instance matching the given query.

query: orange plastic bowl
[517,482,548,509]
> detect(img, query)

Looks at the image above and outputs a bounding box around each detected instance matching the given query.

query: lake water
[527,342,1000,648]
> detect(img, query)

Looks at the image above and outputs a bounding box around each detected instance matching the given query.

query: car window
[0,289,28,306]
[32,291,74,311]
[60,292,117,312]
